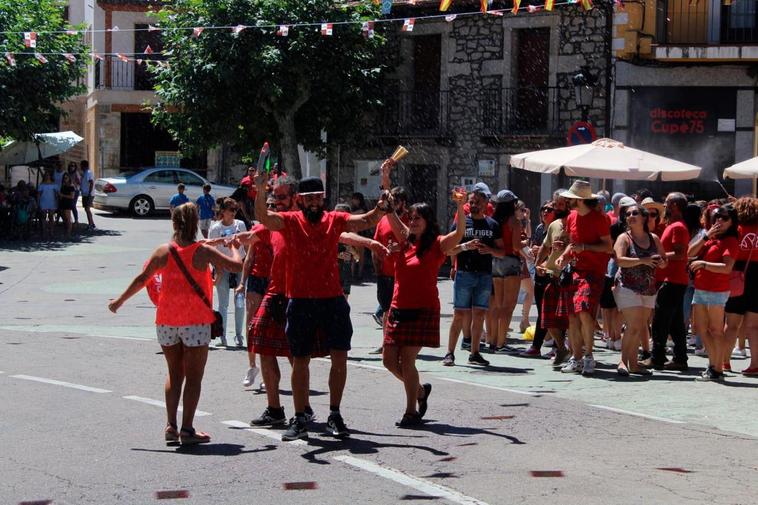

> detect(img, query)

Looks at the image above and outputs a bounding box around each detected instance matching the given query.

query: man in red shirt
[255,174,388,441]
[556,181,612,377]
[649,192,691,371]
[372,186,410,353]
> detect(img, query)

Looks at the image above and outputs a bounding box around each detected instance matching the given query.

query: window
[177,171,204,186]
[144,170,176,184]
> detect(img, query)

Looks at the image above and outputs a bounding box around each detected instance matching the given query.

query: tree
[152,0,393,178]
[0,0,87,141]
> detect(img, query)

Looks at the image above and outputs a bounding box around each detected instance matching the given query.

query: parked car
[93,167,237,217]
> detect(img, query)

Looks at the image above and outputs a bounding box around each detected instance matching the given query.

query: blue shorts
[246,275,269,296]
[453,271,492,310]
[692,289,730,306]
[285,297,353,357]
[492,256,522,277]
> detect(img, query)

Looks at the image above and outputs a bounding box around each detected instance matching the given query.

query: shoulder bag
[168,244,224,339]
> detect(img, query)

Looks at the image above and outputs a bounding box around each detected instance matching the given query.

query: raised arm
[254,171,284,231]
[440,190,467,253]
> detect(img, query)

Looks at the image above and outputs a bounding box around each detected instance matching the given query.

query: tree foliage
[0,0,87,141]
[152,0,394,177]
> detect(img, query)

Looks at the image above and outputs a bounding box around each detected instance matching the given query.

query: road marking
[437,377,539,397]
[11,374,111,394]
[123,395,211,416]
[589,404,685,424]
[316,358,385,371]
[334,455,490,505]
[221,420,306,446]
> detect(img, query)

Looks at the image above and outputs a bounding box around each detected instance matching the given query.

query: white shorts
[199,218,212,231]
[613,285,656,310]
[156,325,211,347]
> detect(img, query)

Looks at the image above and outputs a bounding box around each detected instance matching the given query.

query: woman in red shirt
[382,190,466,427]
[688,204,740,382]
[109,203,243,444]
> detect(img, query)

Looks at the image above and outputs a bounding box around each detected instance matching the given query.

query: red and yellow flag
[545,0,554,10]
[481,0,488,13]
[580,0,593,9]
[440,0,452,11]
[512,0,521,14]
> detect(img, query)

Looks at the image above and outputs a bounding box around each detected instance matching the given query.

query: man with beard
[647,192,691,371]
[255,174,389,441]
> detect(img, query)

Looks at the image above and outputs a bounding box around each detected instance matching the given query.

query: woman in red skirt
[382,190,466,427]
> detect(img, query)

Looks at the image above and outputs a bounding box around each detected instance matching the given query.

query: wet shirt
[392,236,446,310]
[451,215,501,273]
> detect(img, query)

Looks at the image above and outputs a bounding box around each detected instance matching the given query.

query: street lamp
[573,67,597,122]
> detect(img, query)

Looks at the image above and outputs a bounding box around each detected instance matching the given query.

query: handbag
[168,244,224,339]
[729,246,753,298]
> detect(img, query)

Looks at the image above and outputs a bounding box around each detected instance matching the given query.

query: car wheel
[130,195,154,217]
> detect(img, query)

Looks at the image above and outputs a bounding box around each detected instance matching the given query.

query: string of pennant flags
[1,0,613,67]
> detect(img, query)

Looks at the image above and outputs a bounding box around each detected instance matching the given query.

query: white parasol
[723,157,758,196]
[0,131,84,165]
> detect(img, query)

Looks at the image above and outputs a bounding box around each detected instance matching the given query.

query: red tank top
[501,220,516,256]
[155,241,215,326]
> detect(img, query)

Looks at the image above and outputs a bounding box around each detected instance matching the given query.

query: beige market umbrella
[723,157,758,196]
[509,138,702,181]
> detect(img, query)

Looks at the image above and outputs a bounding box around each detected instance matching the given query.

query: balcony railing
[481,87,561,137]
[94,56,157,91]
[657,0,758,44]
[378,90,450,137]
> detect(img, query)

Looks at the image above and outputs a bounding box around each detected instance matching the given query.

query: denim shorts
[692,289,730,306]
[453,271,493,310]
[492,255,522,278]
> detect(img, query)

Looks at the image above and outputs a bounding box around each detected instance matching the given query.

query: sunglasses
[541,207,554,212]
[714,214,731,221]
[648,211,659,218]
[626,210,641,217]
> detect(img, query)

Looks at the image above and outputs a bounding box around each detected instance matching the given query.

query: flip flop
[165,423,179,445]
[179,427,211,446]
[418,383,432,418]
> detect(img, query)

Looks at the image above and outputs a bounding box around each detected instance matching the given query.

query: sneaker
[282,416,308,441]
[327,413,349,437]
[304,405,316,423]
[613,339,623,351]
[694,347,708,357]
[461,339,471,351]
[495,345,520,354]
[687,336,697,346]
[582,355,595,376]
[250,406,286,427]
[396,412,423,428]
[695,367,723,382]
[552,347,569,368]
[442,352,455,366]
[519,347,542,358]
[468,353,490,366]
[242,366,259,387]
[561,357,582,374]
[733,347,747,358]
[235,335,244,348]
[484,343,497,354]
[371,313,383,327]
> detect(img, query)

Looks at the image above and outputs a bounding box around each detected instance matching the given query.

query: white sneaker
[694,347,708,357]
[235,335,244,348]
[733,347,747,358]
[243,366,259,387]
[687,337,697,346]
[561,357,582,374]
[613,339,623,351]
[582,355,595,376]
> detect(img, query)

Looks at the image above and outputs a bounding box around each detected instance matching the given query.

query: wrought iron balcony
[481,87,562,137]
[377,90,450,138]
[657,0,758,44]
[94,56,157,91]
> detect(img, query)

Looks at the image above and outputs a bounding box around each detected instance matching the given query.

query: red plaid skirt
[567,270,604,315]
[249,294,328,357]
[384,307,440,348]
[541,279,569,330]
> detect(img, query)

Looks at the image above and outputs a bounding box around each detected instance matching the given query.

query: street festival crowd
[109,157,758,445]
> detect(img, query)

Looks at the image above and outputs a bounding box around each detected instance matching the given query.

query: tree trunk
[276,113,301,179]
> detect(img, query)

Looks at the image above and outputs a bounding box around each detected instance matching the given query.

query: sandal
[179,427,211,446]
[395,412,423,428]
[165,423,179,444]
[417,383,432,418]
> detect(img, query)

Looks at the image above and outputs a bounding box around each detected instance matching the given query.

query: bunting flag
[277,25,289,36]
[108,25,120,32]
[148,24,160,32]
[545,0,554,10]
[34,53,48,64]
[65,29,78,35]
[489,9,504,15]
[24,32,36,48]
[193,27,204,37]
[233,24,246,34]
[512,0,521,14]
[402,18,415,31]
[136,58,143,65]
[381,0,392,14]
[5,52,16,66]
[63,53,76,63]
[527,4,541,12]
[321,23,333,36]
[481,0,489,12]
[116,52,129,62]
[580,0,592,9]
[144,45,154,55]
[440,0,453,11]
[445,14,458,21]
[362,21,375,38]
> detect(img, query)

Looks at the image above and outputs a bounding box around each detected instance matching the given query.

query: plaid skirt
[249,293,329,357]
[541,278,569,330]
[384,307,440,348]
[564,270,604,316]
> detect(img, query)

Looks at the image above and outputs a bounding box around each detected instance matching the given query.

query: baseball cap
[618,196,636,208]
[494,189,517,203]
[472,182,492,198]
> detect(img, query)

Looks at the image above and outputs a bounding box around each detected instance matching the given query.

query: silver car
[93,167,237,217]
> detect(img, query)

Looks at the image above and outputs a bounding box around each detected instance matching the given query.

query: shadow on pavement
[405,420,526,445]
[0,228,121,252]
[131,443,277,456]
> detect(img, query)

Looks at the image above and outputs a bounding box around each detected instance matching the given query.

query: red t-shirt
[254,227,287,295]
[501,220,517,256]
[280,210,349,299]
[656,220,690,285]
[694,236,739,291]
[249,223,274,278]
[391,236,446,310]
[737,223,758,262]
[373,213,411,277]
[566,209,610,274]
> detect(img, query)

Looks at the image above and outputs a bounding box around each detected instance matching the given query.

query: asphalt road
[2,209,758,505]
